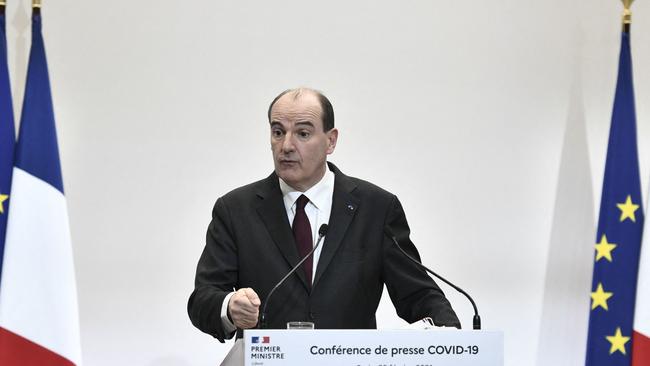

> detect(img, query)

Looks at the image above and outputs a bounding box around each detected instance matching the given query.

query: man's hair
[267,88,335,132]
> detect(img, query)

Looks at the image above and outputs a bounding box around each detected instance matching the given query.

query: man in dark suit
[188,88,459,342]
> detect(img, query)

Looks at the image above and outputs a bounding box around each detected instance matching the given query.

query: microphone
[384,227,481,330]
[259,224,329,329]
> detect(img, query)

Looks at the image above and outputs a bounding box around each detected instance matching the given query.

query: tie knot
[296,194,310,210]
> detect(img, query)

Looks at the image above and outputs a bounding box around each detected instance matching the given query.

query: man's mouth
[279,159,298,166]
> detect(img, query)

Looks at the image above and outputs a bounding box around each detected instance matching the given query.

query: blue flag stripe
[14,13,63,194]
[585,32,643,365]
[0,10,16,285]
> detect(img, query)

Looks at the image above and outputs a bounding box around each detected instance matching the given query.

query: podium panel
[243,329,503,366]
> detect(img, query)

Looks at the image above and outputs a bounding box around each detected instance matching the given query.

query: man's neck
[280,163,329,193]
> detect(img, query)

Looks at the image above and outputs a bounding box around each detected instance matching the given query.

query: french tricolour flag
[252,336,271,344]
[0,8,81,366]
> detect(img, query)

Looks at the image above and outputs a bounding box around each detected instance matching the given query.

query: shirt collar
[279,164,335,211]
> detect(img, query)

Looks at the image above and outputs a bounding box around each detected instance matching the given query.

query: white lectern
[223,329,503,366]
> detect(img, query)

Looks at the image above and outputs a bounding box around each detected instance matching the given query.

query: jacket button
[309,312,316,320]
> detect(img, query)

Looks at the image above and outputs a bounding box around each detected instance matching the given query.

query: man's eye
[272,129,284,137]
[298,131,311,138]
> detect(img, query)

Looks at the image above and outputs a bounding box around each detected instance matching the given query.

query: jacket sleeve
[187,197,239,342]
[381,195,461,328]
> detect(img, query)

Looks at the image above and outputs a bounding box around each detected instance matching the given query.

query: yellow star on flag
[617,195,639,222]
[606,327,630,355]
[595,235,617,262]
[591,283,613,310]
[0,193,8,214]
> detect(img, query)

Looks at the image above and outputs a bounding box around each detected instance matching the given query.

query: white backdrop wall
[3,0,650,365]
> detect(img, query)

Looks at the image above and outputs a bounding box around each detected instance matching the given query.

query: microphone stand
[385,229,481,330]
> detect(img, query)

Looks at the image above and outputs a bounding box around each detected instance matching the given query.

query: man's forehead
[270,91,323,122]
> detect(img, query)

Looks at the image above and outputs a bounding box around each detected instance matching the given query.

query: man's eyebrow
[295,121,315,128]
[270,121,315,128]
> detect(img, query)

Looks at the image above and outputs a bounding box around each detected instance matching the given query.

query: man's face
[270,92,338,191]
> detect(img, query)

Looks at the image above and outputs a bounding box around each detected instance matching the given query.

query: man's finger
[232,310,259,329]
[233,298,258,313]
[231,306,258,318]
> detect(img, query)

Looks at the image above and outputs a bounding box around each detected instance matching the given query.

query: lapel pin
[347,204,355,211]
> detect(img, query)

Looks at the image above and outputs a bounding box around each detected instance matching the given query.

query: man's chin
[275,169,300,184]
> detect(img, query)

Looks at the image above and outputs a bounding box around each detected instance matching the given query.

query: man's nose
[281,133,296,152]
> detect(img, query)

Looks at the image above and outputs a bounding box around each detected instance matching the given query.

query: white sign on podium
[243,329,503,366]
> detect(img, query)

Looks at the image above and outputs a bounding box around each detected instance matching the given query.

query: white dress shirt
[220,165,335,333]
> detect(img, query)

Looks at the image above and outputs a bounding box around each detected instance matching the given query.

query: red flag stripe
[0,327,75,366]
[632,330,650,366]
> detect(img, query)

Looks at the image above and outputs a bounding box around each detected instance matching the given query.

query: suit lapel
[313,164,359,287]
[255,173,310,290]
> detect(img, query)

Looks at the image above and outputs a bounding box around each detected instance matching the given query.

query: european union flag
[0,3,16,285]
[585,29,643,365]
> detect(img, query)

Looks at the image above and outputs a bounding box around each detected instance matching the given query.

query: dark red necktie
[292,195,313,286]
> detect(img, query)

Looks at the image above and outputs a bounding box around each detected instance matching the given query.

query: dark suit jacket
[188,163,460,342]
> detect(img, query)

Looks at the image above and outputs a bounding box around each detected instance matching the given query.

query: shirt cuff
[221,292,237,335]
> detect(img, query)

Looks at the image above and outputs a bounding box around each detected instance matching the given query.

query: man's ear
[326,128,338,154]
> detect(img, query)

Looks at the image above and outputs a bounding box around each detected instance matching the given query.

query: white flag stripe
[0,167,82,366]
